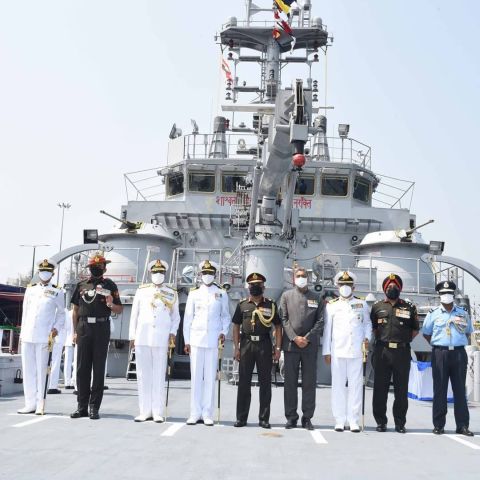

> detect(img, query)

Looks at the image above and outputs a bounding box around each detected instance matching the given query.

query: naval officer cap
[382,273,403,292]
[334,271,356,286]
[38,259,57,272]
[435,280,456,293]
[199,259,218,273]
[87,252,111,266]
[246,272,266,284]
[148,259,168,273]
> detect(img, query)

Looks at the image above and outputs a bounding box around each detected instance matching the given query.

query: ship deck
[1,378,479,480]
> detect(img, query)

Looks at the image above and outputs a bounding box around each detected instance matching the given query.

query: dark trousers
[283,346,317,422]
[76,319,110,410]
[236,338,272,422]
[431,347,469,429]
[372,344,410,427]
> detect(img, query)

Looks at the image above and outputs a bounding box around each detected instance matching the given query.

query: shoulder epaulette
[189,286,199,292]
[239,297,248,303]
[164,284,177,291]
[373,300,382,305]
[27,283,36,287]
[213,282,225,290]
[328,298,339,304]
[139,283,152,289]
[52,284,59,289]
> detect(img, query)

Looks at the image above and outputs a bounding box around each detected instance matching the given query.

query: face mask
[249,284,263,297]
[202,274,214,285]
[385,286,400,300]
[39,271,53,282]
[295,277,308,289]
[89,266,104,278]
[339,285,352,298]
[151,273,164,285]
[440,293,454,304]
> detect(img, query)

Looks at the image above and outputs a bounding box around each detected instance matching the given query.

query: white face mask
[295,277,308,289]
[151,273,165,285]
[339,285,352,298]
[440,293,454,304]
[202,274,215,285]
[39,271,53,282]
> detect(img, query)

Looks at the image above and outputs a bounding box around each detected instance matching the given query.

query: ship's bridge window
[167,173,184,196]
[321,175,349,196]
[294,174,315,196]
[221,173,246,193]
[353,176,371,203]
[188,171,216,193]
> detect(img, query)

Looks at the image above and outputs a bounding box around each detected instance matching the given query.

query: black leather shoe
[47,388,61,394]
[301,418,314,430]
[65,386,74,390]
[89,407,100,420]
[433,427,444,435]
[376,424,387,432]
[234,420,247,427]
[73,390,78,395]
[285,419,297,429]
[259,420,271,429]
[70,409,88,419]
[456,426,474,437]
[395,425,406,434]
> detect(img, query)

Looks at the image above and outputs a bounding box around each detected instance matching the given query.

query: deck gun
[100,210,143,232]
[397,219,434,242]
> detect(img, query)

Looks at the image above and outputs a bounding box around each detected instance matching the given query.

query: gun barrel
[406,219,434,236]
[100,210,137,229]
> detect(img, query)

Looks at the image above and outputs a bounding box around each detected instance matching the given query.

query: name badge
[307,300,318,308]
[87,317,96,324]
[395,309,410,319]
[44,289,57,298]
[215,293,222,300]
[352,303,363,309]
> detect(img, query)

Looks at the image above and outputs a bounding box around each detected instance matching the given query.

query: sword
[165,336,175,421]
[361,340,368,432]
[217,337,224,424]
[41,333,55,415]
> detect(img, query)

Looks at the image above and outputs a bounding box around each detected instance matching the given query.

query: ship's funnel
[311,115,330,162]
[209,116,228,158]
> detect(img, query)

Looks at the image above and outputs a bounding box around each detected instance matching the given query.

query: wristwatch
[107,303,113,308]
[275,347,281,351]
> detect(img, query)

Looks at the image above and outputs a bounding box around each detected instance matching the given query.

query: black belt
[79,316,109,323]
[432,345,465,351]
[377,340,410,349]
[241,334,270,342]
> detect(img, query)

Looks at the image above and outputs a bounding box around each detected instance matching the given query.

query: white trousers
[190,346,218,420]
[48,340,65,389]
[64,345,75,386]
[21,342,48,410]
[135,346,169,417]
[331,355,363,426]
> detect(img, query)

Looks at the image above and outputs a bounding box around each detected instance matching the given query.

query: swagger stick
[361,340,368,432]
[41,333,55,415]
[217,338,224,424]
[165,336,175,421]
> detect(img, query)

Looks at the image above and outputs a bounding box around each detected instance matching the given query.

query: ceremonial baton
[165,336,175,421]
[41,333,55,415]
[361,340,368,432]
[217,337,224,424]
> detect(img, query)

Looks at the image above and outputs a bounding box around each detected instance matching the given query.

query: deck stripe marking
[161,422,184,437]
[445,434,480,450]
[12,416,51,428]
[310,430,328,444]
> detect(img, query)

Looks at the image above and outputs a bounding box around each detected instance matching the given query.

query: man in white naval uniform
[323,271,371,432]
[63,307,75,389]
[129,259,180,422]
[183,260,231,426]
[18,259,65,414]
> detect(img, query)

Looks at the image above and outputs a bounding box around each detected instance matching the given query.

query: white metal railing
[372,173,415,210]
[124,167,165,202]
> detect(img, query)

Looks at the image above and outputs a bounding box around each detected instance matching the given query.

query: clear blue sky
[0,0,479,297]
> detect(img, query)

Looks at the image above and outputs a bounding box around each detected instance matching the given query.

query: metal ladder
[126,348,137,380]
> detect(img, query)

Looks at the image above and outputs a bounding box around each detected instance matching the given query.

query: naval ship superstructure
[9,0,478,390]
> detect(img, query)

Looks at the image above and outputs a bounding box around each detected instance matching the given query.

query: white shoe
[350,423,361,433]
[134,414,150,422]
[153,416,165,423]
[186,416,199,425]
[203,418,214,426]
[334,424,344,432]
[17,407,35,414]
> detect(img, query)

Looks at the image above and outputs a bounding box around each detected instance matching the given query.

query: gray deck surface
[1,378,479,480]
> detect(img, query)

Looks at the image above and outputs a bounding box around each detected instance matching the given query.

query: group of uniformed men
[18,255,475,436]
